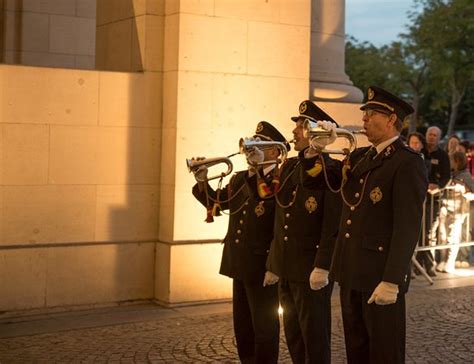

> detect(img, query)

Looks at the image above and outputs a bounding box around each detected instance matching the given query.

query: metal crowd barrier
[413,180,474,284]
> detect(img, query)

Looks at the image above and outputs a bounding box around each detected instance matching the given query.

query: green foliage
[345,0,474,134]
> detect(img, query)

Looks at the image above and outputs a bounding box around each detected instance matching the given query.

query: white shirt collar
[373,136,399,157]
[248,164,276,177]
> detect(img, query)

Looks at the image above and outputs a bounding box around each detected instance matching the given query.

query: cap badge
[369,187,383,204]
[255,201,265,217]
[305,196,318,213]
[256,122,264,133]
[299,102,307,114]
[368,88,375,100]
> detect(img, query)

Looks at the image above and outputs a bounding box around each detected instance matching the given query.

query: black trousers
[232,279,280,364]
[340,287,406,364]
[279,279,333,364]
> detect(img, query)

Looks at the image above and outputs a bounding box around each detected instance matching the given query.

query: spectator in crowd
[420,127,451,276]
[445,134,460,157]
[436,151,474,272]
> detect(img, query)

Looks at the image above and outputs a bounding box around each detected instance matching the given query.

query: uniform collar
[373,135,399,157]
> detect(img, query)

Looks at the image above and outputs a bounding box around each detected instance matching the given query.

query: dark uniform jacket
[329,138,428,293]
[192,171,275,283]
[424,147,450,188]
[265,154,341,282]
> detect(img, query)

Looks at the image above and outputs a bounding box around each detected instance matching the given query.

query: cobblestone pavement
[0,282,473,363]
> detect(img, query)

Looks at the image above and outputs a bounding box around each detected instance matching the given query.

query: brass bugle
[239,137,288,165]
[303,119,366,155]
[186,157,233,182]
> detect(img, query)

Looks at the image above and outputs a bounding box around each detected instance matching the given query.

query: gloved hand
[367,281,399,305]
[310,120,337,150]
[247,147,264,166]
[309,267,329,290]
[263,271,279,287]
[191,157,208,181]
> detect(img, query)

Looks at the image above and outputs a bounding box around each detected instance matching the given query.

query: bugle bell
[303,119,366,155]
[186,157,233,182]
[239,137,288,165]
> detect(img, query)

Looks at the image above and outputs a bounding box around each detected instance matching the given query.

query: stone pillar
[310,0,363,103]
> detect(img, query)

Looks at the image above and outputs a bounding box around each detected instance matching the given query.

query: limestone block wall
[0,64,161,312]
[157,0,313,305]
[1,0,96,69]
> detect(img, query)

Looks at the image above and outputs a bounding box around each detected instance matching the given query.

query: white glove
[310,120,337,150]
[309,267,329,290]
[263,271,279,287]
[367,281,399,305]
[247,147,264,166]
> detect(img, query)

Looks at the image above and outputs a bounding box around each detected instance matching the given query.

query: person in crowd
[263,100,341,364]
[436,151,474,272]
[421,126,451,275]
[316,86,428,363]
[191,121,289,364]
[445,134,461,157]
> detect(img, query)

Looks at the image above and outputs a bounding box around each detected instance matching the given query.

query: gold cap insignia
[299,102,307,114]
[305,196,318,213]
[368,88,375,100]
[369,187,383,204]
[255,201,265,217]
[256,122,264,133]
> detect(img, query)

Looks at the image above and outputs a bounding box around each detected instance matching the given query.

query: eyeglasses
[363,109,392,118]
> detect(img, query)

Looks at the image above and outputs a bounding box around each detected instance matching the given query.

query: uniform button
[284,236,288,241]
[237,229,242,234]
[239,220,243,224]
[285,213,290,218]
[244,201,249,206]
[292,190,296,195]
[345,233,350,238]
[266,249,270,253]
[316,244,319,249]
[235,239,239,243]
[378,246,384,252]
[355,192,360,198]
[346,219,352,225]
[284,225,288,230]
[243,211,247,215]
[359,178,364,184]
[350,206,355,211]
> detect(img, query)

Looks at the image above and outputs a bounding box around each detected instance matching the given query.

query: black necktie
[357,147,377,172]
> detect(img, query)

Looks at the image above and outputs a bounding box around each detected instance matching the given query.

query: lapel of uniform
[353,138,401,177]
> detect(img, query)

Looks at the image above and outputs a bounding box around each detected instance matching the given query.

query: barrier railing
[413,180,474,284]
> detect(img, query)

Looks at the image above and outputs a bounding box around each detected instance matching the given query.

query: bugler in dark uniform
[192,121,289,364]
[263,101,342,364]
[325,86,428,363]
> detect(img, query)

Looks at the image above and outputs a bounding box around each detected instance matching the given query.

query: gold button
[350,206,355,211]
[346,219,352,225]
[243,211,246,215]
[355,193,360,198]
[359,178,364,184]
[345,233,350,238]
[239,220,243,224]
[266,249,270,254]
[316,244,319,249]
[284,225,288,230]
[284,236,288,241]
[378,246,384,252]
[235,239,239,243]
[244,201,248,206]
[292,190,296,195]
[285,213,290,218]
[237,229,241,234]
